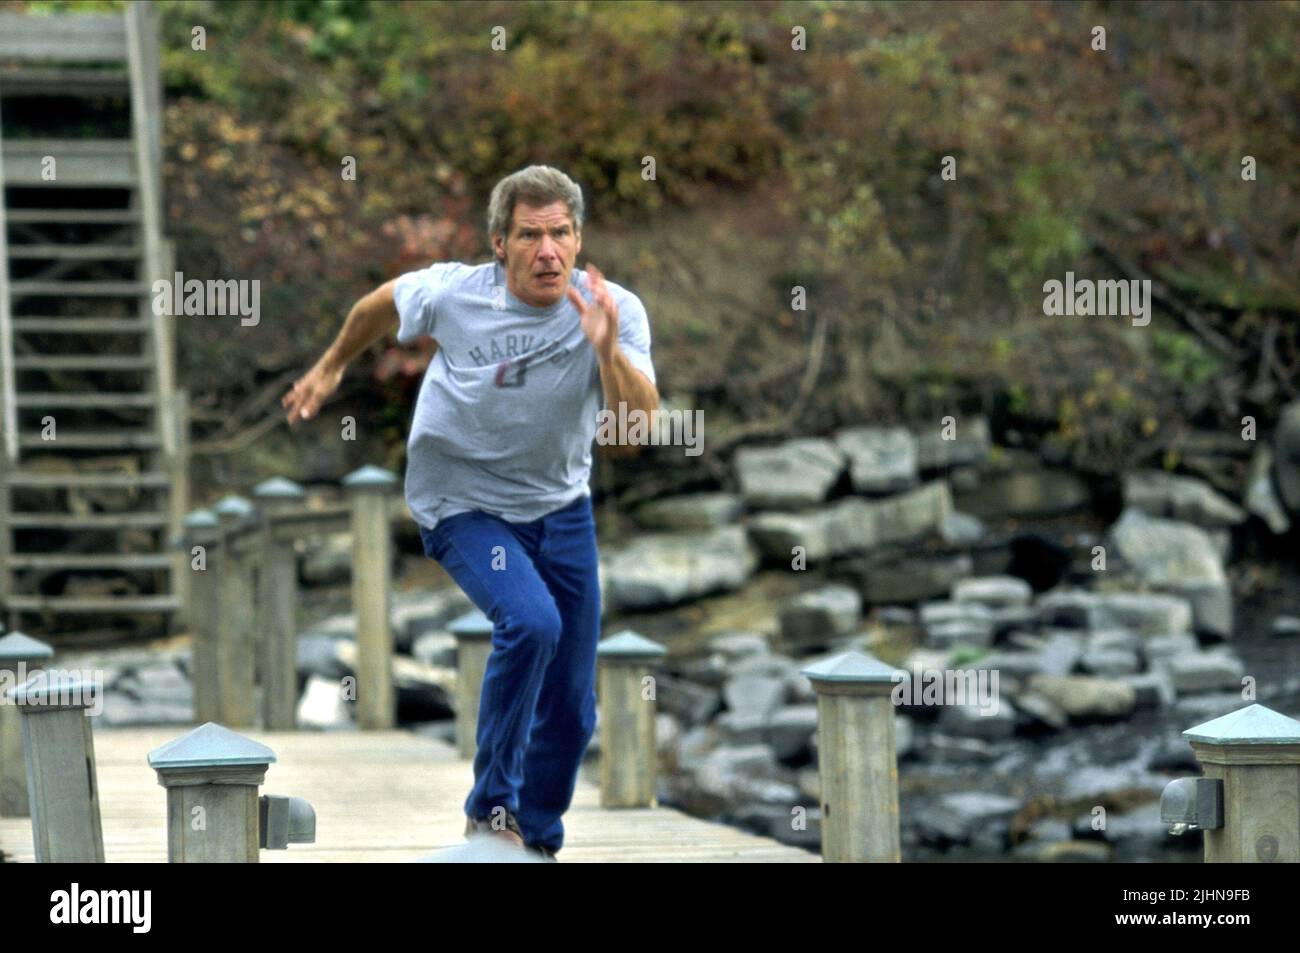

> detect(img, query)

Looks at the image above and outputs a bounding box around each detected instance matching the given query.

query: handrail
[0,107,18,465]
[125,1,175,459]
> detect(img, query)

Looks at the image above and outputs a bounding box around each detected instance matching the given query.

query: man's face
[493,200,582,308]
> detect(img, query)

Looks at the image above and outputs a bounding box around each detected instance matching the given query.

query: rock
[1141,632,1200,666]
[748,483,950,564]
[833,426,918,494]
[1274,400,1300,513]
[733,803,822,847]
[939,702,1017,741]
[1026,675,1136,721]
[1088,628,1141,653]
[411,631,457,668]
[855,553,975,604]
[296,633,353,680]
[1079,647,1140,677]
[683,744,790,814]
[915,416,992,470]
[767,705,819,760]
[715,710,769,746]
[953,575,1033,608]
[1246,445,1290,534]
[632,493,744,531]
[722,673,788,718]
[920,601,995,649]
[297,674,354,729]
[1122,672,1175,709]
[780,585,862,648]
[1173,691,1250,721]
[956,466,1090,520]
[1164,651,1245,695]
[679,653,730,686]
[914,792,1021,846]
[1093,591,1195,635]
[390,587,473,650]
[1037,632,1085,676]
[1272,616,1300,638]
[300,532,352,586]
[707,631,771,660]
[1108,509,1232,637]
[603,526,758,610]
[1148,736,1200,772]
[1122,470,1247,529]
[99,690,192,727]
[924,734,999,763]
[940,510,986,546]
[1013,691,1068,731]
[654,672,723,725]
[117,662,193,706]
[1035,588,1099,629]
[734,439,845,509]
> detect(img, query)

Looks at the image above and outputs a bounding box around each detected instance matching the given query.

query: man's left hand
[568,263,619,364]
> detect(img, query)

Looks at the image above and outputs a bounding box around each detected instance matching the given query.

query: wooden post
[147,722,275,863]
[800,650,908,863]
[253,477,305,731]
[449,609,493,759]
[0,631,53,817]
[6,671,105,862]
[167,389,191,633]
[213,495,258,728]
[1184,703,1300,863]
[343,466,397,731]
[182,508,220,724]
[595,630,667,808]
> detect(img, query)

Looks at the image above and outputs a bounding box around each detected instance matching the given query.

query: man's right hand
[282,360,344,425]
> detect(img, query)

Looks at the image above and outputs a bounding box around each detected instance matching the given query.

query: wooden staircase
[0,5,188,634]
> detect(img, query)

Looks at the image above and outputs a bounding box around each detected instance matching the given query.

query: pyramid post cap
[148,722,277,769]
[1184,703,1300,745]
[596,630,668,659]
[253,477,306,499]
[182,508,219,529]
[0,631,55,661]
[213,495,255,518]
[343,465,398,489]
[799,650,909,685]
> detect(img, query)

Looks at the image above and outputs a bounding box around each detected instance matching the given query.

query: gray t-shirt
[392,259,656,530]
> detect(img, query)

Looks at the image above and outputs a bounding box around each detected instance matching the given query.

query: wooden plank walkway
[0,727,820,863]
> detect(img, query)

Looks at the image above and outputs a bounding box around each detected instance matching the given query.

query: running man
[282,165,659,860]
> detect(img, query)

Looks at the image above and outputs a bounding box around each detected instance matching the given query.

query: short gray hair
[486,165,584,260]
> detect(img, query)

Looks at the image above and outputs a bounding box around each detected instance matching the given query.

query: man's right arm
[282,278,401,424]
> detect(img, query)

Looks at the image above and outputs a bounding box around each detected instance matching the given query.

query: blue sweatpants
[418,493,600,854]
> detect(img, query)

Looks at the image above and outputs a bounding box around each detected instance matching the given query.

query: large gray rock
[767,705,819,760]
[300,532,352,586]
[939,702,1016,741]
[914,791,1021,846]
[920,601,995,649]
[1108,509,1232,637]
[855,553,974,604]
[654,672,722,725]
[780,585,862,647]
[748,481,951,563]
[1246,444,1290,533]
[722,673,788,718]
[632,493,744,531]
[1094,591,1195,635]
[1122,470,1247,529]
[734,439,845,510]
[957,465,1090,520]
[915,416,992,470]
[833,426,918,494]
[953,575,1033,608]
[603,526,757,610]
[1271,400,1300,513]
[1163,651,1245,695]
[1026,674,1136,721]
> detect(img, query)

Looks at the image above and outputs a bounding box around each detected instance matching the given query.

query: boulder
[632,492,744,531]
[1026,674,1136,721]
[1122,470,1247,529]
[603,526,758,610]
[734,439,844,509]
[833,426,918,494]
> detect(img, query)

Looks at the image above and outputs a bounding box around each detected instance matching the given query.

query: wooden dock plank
[0,727,820,863]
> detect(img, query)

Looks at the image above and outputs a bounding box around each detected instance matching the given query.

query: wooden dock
[0,726,821,863]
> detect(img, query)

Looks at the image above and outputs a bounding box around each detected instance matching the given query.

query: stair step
[0,67,131,97]
[12,318,149,333]
[9,243,140,260]
[14,355,151,371]
[0,13,128,63]
[4,595,180,614]
[18,430,159,449]
[10,280,149,296]
[3,139,136,188]
[7,553,172,570]
[16,392,156,408]
[5,471,169,488]
[6,209,139,224]
[7,512,168,529]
